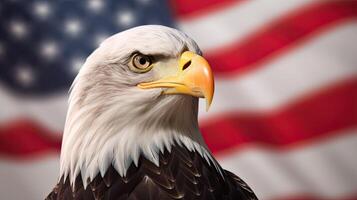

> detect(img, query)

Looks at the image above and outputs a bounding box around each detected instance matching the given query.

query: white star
[117,10,135,27]
[41,41,59,59]
[9,20,28,39]
[33,1,51,19]
[65,19,82,37]
[94,32,109,47]
[88,0,104,13]
[15,65,35,86]
[71,57,85,73]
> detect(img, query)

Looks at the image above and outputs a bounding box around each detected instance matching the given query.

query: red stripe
[205,1,357,77]
[201,78,357,155]
[170,0,244,20]
[0,120,61,158]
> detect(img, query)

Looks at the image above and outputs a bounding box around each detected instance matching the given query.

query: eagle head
[59,25,217,187]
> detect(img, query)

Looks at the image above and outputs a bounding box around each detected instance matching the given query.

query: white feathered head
[59,25,216,186]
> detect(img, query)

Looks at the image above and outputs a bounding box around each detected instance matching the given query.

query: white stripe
[198,21,357,119]
[218,129,357,200]
[0,156,59,200]
[0,86,67,132]
[178,0,317,50]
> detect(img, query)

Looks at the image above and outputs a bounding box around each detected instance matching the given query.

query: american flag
[1,0,357,199]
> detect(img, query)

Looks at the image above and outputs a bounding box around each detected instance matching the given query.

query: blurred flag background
[1,0,357,199]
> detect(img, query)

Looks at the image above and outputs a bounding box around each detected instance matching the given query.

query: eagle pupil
[139,57,147,65]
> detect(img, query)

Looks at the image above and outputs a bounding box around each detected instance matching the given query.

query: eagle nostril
[182,60,191,71]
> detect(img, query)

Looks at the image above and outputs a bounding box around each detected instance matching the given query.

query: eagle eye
[130,53,153,72]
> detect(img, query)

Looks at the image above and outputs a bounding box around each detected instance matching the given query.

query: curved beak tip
[204,86,214,111]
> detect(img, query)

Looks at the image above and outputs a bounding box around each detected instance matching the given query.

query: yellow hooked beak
[138,51,214,111]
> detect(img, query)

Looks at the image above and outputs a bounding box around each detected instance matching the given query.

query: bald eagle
[46,25,258,200]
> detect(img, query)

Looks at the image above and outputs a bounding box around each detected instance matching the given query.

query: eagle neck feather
[59,76,221,188]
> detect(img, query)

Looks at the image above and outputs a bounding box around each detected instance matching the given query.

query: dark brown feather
[46,144,258,200]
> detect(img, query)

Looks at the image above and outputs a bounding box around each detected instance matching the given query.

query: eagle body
[47,143,256,200]
[47,25,257,199]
